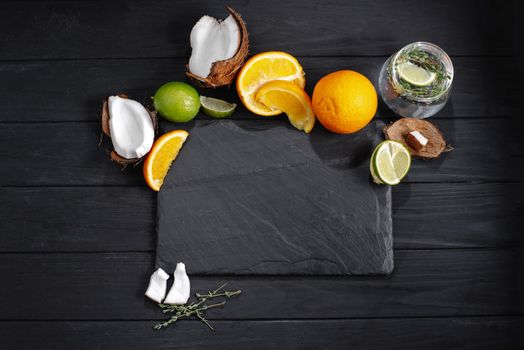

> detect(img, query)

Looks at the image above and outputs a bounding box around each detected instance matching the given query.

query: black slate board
[156,120,392,275]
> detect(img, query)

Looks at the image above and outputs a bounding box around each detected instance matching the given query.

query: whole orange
[312,70,377,134]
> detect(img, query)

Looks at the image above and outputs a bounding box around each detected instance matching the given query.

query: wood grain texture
[0,0,512,59]
[0,119,516,186]
[0,0,521,347]
[0,57,510,122]
[0,249,521,320]
[0,187,155,252]
[0,318,522,350]
[0,183,520,253]
[392,183,523,249]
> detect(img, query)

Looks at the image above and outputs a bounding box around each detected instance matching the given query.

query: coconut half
[100,94,158,166]
[384,118,451,159]
[186,7,249,88]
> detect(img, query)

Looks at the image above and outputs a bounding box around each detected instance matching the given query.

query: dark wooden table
[1,1,522,349]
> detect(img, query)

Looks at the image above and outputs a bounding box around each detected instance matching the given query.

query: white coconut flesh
[108,96,155,159]
[144,268,170,303]
[164,262,191,305]
[188,14,240,78]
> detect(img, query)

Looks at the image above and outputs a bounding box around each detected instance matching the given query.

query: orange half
[236,51,305,116]
[143,130,189,191]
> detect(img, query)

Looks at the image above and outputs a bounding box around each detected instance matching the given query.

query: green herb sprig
[389,47,451,102]
[153,283,242,331]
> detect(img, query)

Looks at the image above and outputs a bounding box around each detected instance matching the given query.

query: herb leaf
[389,46,451,102]
[153,283,242,331]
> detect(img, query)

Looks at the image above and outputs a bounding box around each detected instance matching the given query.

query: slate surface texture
[156,120,392,275]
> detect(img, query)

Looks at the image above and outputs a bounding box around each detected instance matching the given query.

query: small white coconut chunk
[409,130,429,146]
[188,14,240,78]
[108,96,155,159]
[145,268,170,303]
[164,262,191,305]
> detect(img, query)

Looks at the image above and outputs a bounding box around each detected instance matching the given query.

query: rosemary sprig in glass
[389,47,451,102]
[153,283,242,331]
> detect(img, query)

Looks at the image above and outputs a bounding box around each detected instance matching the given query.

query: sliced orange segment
[255,80,315,133]
[236,51,305,116]
[143,130,189,191]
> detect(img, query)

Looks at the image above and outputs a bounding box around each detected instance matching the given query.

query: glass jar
[378,42,454,119]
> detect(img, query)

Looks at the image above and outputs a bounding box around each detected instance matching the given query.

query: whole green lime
[153,82,200,122]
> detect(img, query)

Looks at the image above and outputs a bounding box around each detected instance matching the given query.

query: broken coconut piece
[100,94,158,166]
[186,7,249,88]
[384,118,450,159]
[145,268,170,303]
[405,130,428,151]
[164,262,191,305]
[108,96,155,159]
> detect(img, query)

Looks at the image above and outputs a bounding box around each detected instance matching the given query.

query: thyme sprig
[153,283,242,331]
[389,46,451,102]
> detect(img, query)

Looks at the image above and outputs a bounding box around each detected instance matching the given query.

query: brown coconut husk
[383,118,451,159]
[100,94,158,166]
[186,7,249,88]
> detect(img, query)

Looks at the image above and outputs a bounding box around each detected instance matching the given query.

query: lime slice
[200,96,237,118]
[370,141,411,185]
[397,62,436,87]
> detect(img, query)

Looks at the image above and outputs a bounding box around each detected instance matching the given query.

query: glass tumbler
[378,42,454,119]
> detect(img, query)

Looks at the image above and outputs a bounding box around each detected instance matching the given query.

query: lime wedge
[397,62,436,87]
[200,96,237,118]
[370,140,411,185]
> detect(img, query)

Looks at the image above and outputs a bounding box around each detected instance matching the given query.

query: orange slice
[255,80,315,133]
[143,130,189,191]
[236,51,305,116]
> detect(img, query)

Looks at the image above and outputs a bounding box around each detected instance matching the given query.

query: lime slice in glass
[200,96,237,118]
[397,62,436,87]
[370,140,411,185]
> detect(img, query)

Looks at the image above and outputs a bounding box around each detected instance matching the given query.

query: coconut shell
[383,118,451,159]
[100,94,158,166]
[186,7,249,88]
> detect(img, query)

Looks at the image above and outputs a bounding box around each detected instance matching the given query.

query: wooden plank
[0,187,154,252]
[0,119,516,186]
[392,183,523,248]
[0,249,521,319]
[0,122,145,186]
[0,183,520,253]
[0,57,511,122]
[0,318,522,350]
[0,0,512,59]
